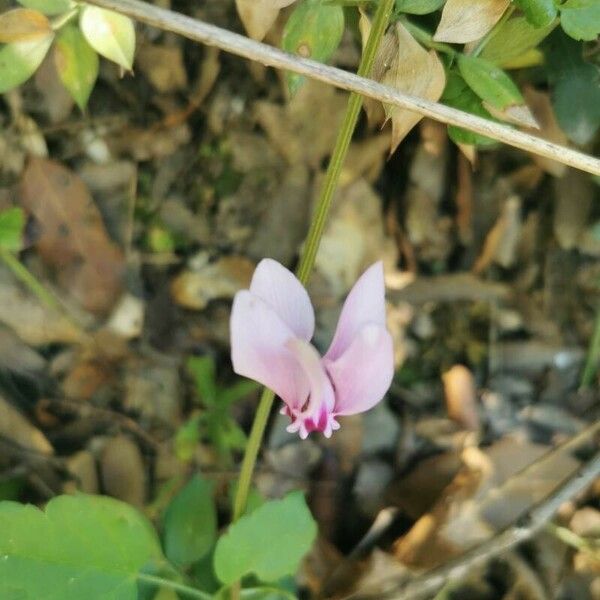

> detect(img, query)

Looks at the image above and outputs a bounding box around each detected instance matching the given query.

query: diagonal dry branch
[88,0,600,176]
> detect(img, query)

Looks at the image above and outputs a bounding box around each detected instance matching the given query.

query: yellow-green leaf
[282,0,344,95]
[0,8,51,43]
[480,16,556,66]
[80,6,135,70]
[16,0,72,16]
[0,33,53,93]
[54,24,99,110]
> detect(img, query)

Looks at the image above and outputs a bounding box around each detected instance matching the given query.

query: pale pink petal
[325,324,394,416]
[285,338,337,439]
[250,259,314,341]
[324,262,387,361]
[230,291,309,410]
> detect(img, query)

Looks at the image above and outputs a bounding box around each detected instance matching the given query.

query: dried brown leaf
[381,23,446,154]
[524,86,568,177]
[236,0,295,41]
[19,158,124,315]
[434,0,510,44]
[473,195,522,273]
[483,101,539,129]
[0,8,51,43]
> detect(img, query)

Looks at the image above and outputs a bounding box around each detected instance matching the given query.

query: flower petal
[250,259,315,341]
[230,290,309,410]
[285,338,337,438]
[325,324,394,416]
[325,262,387,361]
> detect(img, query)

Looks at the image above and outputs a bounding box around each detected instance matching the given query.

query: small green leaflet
[442,72,497,146]
[458,54,524,109]
[0,34,54,93]
[560,0,600,41]
[214,492,317,585]
[0,494,164,600]
[0,207,25,252]
[511,0,557,28]
[55,24,99,110]
[80,6,136,70]
[282,0,344,95]
[163,475,217,569]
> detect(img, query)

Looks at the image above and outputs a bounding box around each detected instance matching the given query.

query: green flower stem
[231,0,395,527]
[137,573,213,600]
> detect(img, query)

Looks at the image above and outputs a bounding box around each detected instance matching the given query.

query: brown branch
[87,0,600,177]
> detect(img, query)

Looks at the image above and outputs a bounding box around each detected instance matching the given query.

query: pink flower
[230,260,394,439]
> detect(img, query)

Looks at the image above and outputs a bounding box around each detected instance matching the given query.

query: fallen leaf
[0,8,51,43]
[378,23,446,153]
[19,158,124,315]
[553,168,593,250]
[170,254,254,310]
[0,266,83,346]
[523,86,568,177]
[434,0,510,43]
[473,195,522,273]
[236,0,296,41]
[136,43,188,93]
[101,435,146,507]
[0,393,53,455]
[443,364,480,431]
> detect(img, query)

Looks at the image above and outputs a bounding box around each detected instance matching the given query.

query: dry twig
[87,0,600,176]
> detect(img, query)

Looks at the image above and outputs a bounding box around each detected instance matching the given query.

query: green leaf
[187,355,218,406]
[282,0,344,95]
[0,494,163,599]
[480,16,555,66]
[214,492,317,585]
[553,63,600,145]
[544,31,600,145]
[79,6,135,70]
[163,475,217,569]
[174,413,202,462]
[442,72,497,146]
[0,34,53,93]
[511,0,557,28]
[395,0,445,14]
[16,0,72,16]
[0,207,25,252]
[458,54,524,109]
[560,0,600,41]
[54,24,98,110]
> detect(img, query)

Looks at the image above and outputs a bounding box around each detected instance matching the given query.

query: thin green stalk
[0,248,62,312]
[581,309,600,388]
[137,573,213,600]
[399,17,456,57]
[231,0,395,527]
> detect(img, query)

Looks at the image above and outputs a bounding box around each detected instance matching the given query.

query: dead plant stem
[86,0,600,176]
